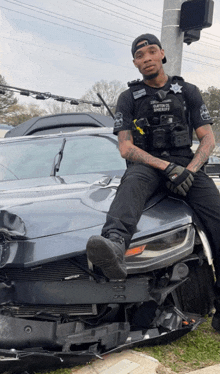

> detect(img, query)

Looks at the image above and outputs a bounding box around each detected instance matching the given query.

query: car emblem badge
[170,83,183,94]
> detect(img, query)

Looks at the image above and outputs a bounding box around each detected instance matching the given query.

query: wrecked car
[0,127,216,373]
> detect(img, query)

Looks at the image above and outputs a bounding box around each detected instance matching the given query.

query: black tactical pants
[102,158,220,280]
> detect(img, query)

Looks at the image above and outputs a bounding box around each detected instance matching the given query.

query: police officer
[86,34,220,330]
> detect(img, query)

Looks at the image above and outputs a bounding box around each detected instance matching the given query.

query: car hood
[0,173,193,241]
[0,174,117,239]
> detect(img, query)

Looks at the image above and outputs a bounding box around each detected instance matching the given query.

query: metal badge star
[170,83,183,94]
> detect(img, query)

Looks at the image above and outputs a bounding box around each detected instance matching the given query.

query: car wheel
[176,261,215,316]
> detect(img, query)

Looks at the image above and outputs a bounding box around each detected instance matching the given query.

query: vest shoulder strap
[171,75,184,82]
[127,79,142,87]
[127,75,190,106]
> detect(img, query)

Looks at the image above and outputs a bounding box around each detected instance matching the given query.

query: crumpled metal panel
[0,311,204,374]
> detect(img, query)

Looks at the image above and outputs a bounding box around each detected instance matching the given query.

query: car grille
[0,255,97,316]
[1,304,97,317]
[0,255,90,282]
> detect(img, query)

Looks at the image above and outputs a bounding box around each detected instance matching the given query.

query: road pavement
[71,349,220,374]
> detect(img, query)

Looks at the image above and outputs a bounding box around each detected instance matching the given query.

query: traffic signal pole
[161,0,185,76]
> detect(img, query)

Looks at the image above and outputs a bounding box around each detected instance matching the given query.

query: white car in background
[208,155,220,164]
[0,124,13,138]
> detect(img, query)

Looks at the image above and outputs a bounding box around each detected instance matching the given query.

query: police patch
[151,99,171,113]
[114,112,123,130]
[153,103,170,112]
[200,104,211,121]
[133,89,146,100]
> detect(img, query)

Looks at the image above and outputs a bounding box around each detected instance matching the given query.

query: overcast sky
[1,0,220,107]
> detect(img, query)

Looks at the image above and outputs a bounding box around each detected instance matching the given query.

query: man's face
[133,42,165,80]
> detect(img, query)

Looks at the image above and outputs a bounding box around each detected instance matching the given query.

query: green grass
[34,366,83,374]
[135,316,220,373]
[34,317,220,374]
[35,369,73,374]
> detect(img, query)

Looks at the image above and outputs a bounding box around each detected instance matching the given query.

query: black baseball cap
[131,33,167,64]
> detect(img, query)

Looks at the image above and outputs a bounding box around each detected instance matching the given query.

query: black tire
[176,261,215,316]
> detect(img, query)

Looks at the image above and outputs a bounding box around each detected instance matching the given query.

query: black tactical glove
[163,163,194,197]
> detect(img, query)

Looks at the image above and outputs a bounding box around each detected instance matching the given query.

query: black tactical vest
[128,76,193,157]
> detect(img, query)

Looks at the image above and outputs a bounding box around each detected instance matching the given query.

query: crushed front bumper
[0,310,204,374]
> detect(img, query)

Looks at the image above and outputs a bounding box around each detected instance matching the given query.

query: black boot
[86,233,127,280]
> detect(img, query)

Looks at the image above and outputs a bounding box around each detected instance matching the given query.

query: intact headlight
[125,225,190,261]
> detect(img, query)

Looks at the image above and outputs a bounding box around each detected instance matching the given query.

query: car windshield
[0,135,126,181]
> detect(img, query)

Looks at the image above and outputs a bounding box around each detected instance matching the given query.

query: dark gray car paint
[0,173,193,267]
[5,112,114,137]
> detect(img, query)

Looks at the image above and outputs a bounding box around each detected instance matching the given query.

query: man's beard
[143,71,159,81]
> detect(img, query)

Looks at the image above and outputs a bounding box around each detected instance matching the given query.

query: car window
[208,156,220,164]
[0,136,126,181]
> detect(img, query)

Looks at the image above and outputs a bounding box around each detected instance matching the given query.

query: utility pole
[161,0,185,76]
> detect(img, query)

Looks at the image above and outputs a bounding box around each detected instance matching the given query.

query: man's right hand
[163,163,194,197]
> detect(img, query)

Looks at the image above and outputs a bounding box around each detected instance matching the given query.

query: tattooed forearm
[187,125,215,173]
[126,146,167,169]
[118,130,132,143]
[118,130,169,170]
[126,146,148,163]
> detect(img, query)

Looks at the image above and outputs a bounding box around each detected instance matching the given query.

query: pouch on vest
[130,81,191,152]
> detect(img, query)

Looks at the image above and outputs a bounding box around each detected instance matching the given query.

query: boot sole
[86,236,127,280]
